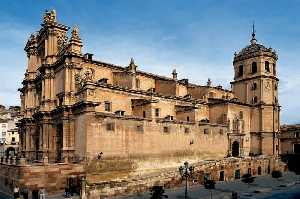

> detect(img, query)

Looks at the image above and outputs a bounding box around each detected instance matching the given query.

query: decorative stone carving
[43,9,57,24]
[207,78,212,87]
[25,34,37,57]
[71,25,80,41]
[65,63,75,69]
[88,90,95,96]
[265,80,271,90]
[128,57,137,73]
[44,72,55,79]
[57,31,68,52]
[75,68,95,88]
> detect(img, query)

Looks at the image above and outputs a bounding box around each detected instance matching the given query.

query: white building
[0,106,20,157]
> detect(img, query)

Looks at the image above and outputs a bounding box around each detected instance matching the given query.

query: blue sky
[0,0,299,124]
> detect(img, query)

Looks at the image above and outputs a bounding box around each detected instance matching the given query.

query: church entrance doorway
[232,141,239,157]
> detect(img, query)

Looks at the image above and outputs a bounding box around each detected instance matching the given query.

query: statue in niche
[232,116,244,134]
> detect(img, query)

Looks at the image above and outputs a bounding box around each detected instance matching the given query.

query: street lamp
[179,161,194,199]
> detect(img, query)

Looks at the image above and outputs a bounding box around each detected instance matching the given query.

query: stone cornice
[155,118,196,125]
[233,51,278,63]
[198,122,228,128]
[71,101,99,115]
[95,112,152,121]
[231,75,279,84]
[208,99,253,107]
[79,81,205,105]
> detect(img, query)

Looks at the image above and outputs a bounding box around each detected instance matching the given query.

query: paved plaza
[118,172,300,199]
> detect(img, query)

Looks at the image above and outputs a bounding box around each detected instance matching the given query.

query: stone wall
[83,157,286,199]
[82,114,229,160]
[0,160,84,196]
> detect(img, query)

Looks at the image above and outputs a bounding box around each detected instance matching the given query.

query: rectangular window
[235,169,240,179]
[204,129,209,134]
[155,108,160,117]
[238,65,243,77]
[187,116,190,122]
[136,78,140,89]
[1,124,6,128]
[184,128,190,134]
[265,61,270,72]
[143,111,146,118]
[219,129,224,135]
[219,171,225,181]
[106,123,115,131]
[104,101,111,112]
[137,125,144,133]
[163,126,169,133]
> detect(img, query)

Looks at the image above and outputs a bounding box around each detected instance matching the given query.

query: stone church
[19,10,280,167]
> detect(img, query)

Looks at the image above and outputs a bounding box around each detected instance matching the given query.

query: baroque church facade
[19,10,280,164]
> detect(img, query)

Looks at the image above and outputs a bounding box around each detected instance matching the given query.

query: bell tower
[231,25,280,156]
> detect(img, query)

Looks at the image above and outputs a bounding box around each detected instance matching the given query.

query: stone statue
[43,9,57,24]
[71,25,80,41]
[207,78,212,87]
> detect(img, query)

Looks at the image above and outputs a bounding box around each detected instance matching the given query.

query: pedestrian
[21,187,29,199]
[39,188,46,199]
[232,191,238,199]
[64,187,71,198]
[13,186,20,199]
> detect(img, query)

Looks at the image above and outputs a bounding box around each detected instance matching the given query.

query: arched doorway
[258,166,262,175]
[232,141,239,157]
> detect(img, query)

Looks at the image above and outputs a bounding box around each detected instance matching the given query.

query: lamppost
[179,161,194,199]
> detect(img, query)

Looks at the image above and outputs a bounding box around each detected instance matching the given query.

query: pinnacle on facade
[71,25,81,41]
[207,78,212,87]
[68,25,82,54]
[128,57,137,73]
[130,57,135,65]
[172,69,177,80]
[43,9,57,24]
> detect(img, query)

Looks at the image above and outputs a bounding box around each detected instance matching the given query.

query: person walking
[21,187,29,199]
[39,188,46,199]
[13,186,20,199]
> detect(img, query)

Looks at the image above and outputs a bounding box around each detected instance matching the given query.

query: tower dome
[233,27,277,63]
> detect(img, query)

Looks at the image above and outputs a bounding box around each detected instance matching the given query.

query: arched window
[238,65,243,77]
[252,82,257,90]
[273,63,277,75]
[252,62,257,73]
[136,78,140,89]
[265,61,270,72]
[252,96,258,104]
